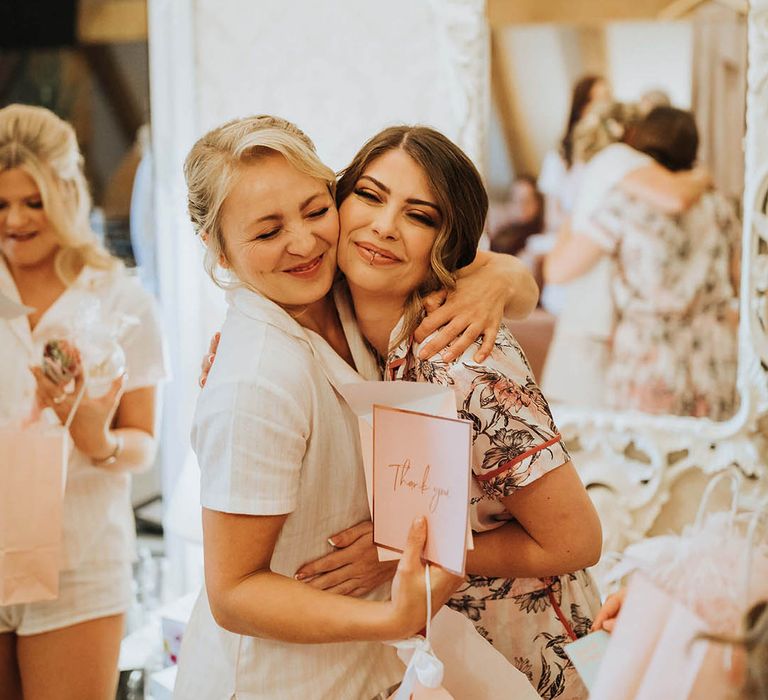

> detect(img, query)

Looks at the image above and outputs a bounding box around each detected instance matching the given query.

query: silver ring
[53,394,66,405]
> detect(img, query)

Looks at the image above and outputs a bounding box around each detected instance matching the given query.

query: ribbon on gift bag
[389,565,453,700]
[0,384,84,605]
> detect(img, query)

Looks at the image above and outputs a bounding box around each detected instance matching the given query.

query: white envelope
[396,608,540,700]
[340,381,473,561]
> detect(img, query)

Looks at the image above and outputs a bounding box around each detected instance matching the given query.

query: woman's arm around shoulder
[416,251,539,363]
[621,163,711,214]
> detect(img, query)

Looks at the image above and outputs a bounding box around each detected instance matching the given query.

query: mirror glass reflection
[488,7,746,421]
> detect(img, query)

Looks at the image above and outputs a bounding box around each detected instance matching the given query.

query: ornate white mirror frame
[540,0,768,552]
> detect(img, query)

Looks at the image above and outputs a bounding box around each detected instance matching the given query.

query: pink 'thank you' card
[372,404,472,576]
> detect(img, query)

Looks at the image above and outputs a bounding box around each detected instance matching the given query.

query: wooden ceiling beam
[81,45,144,141]
[487,0,678,26]
[490,29,538,177]
[78,0,147,44]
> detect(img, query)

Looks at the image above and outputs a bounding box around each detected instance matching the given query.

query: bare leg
[17,614,124,700]
[0,632,22,700]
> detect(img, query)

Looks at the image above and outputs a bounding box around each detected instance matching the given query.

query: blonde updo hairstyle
[184,114,336,288]
[0,104,118,283]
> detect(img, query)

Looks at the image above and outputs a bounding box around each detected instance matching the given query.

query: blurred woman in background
[0,104,166,699]
[543,107,739,419]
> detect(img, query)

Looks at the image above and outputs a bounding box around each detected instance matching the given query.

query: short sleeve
[112,275,169,392]
[192,377,309,515]
[451,327,571,499]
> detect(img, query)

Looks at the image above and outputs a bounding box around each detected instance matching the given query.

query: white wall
[501,24,573,175]
[195,0,487,171]
[606,21,693,108]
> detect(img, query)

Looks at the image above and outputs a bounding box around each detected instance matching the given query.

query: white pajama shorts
[0,559,132,636]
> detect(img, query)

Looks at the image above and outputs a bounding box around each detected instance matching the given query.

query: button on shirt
[0,259,168,570]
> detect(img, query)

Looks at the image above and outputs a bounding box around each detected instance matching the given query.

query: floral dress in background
[588,190,740,420]
[385,324,601,700]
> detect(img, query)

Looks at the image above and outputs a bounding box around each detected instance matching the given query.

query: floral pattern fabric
[589,189,740,420]
[385,324,600,700]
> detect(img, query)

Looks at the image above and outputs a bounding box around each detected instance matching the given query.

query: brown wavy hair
[625,106,699,172]
[561,75,604,167]
[336,125,488,348]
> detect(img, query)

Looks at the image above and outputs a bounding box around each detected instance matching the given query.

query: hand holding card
[373,405,472,576]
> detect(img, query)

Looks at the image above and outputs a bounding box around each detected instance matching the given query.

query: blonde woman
[174,116,479,700]
[0,104,167,699]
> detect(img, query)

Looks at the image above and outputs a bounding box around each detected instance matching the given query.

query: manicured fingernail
[414,516,426,528]
[327,538,337,547]
[294,573,306,581]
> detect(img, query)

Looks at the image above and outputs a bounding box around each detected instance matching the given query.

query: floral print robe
[385,323,601,700]
[589,189,740,420]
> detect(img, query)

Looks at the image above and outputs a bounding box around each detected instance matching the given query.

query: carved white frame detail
[547,0,768,551]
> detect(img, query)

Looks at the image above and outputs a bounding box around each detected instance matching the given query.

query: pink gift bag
[0,421,71,605]
[588,573,675,700]
[590,474,768,700]
[387,566,539,700]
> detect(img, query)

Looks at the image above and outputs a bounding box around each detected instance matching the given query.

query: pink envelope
[0,423,69,605]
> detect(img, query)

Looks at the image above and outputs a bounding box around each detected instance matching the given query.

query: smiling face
[337,148,442,302]
[218,152,339,310]
[0,167,60,272]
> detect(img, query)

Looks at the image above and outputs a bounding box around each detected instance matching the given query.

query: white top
[556,143,652,337]
[571,143,652,232]
[0,259,168,570]
[538,151,584,220]
[174,286,402,700]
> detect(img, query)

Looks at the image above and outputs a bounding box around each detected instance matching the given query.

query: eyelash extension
[354,188,380,201]
[410,213,436,227]
[354,187,436,226]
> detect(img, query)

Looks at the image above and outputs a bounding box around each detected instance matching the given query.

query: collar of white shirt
[225,284,370,393]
